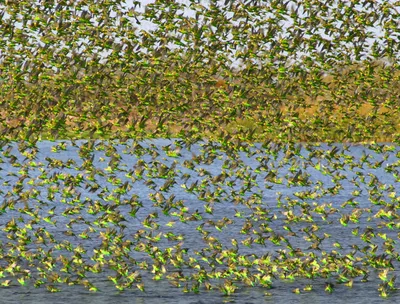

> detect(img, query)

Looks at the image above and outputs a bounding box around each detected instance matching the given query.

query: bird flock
[0,0,400,299]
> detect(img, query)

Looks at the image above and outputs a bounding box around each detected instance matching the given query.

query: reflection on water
[1,140,400,303]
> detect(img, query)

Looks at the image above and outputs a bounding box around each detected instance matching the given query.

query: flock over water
[0,139,400,301]
[1,0,400,302]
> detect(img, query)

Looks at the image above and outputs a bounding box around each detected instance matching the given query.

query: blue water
[0,139,399,303]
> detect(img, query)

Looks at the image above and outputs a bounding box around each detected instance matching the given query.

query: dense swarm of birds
[0,0,400,298]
